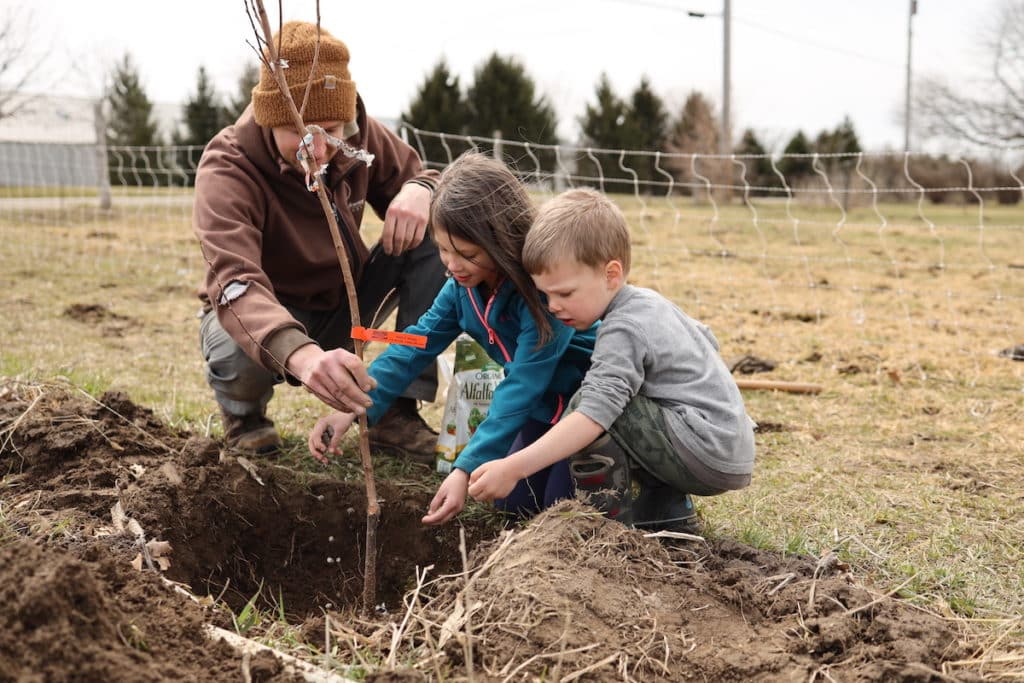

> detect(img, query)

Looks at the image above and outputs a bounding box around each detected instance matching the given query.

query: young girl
[309,153,596,525]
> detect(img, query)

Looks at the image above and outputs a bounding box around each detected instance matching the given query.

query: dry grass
[1,190,1022,672]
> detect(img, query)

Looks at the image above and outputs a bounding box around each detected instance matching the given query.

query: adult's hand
[286,344,376,414]
[381,182,431,256]
[422,469,469,525]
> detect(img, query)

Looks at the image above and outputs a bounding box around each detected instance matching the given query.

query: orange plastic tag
[351,326,427,349]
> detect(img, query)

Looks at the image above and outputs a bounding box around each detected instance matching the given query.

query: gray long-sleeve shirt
[575,285,755,476]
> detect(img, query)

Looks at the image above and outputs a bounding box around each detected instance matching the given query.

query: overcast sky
[4,0,1005,151]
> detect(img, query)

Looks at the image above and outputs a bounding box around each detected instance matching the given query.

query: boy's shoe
[632,469,701,535]
[568,432,634,525]
[368,398,438,464]
[221,409,282,456]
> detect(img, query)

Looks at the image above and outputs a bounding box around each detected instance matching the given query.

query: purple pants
[494,419,573,519]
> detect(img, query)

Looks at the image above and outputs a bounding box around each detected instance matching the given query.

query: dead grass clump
[344,501,976,681]
[376,502,695,681]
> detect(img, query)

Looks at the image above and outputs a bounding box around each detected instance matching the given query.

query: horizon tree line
[102,49,1021,202]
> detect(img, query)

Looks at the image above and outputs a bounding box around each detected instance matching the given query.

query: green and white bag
[435,334,504,474]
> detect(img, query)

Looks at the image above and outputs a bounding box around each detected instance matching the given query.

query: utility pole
[904,0,917,152]
[721,0,732,156]
[686,3,731,155]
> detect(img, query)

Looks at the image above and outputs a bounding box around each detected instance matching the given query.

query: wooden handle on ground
[734,378,823,394]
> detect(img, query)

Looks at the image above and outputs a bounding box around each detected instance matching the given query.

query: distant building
[0,92,402,188]
[0,92,179,188]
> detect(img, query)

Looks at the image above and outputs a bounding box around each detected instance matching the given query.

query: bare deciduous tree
[666,91,730,198]
[915,0,1024,150]
[0,7,49,120]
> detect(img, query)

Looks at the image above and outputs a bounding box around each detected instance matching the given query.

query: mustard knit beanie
[251,21,357,128]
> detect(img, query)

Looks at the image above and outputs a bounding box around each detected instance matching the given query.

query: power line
[594,0,717,14]
[732,16,900,68]
[594,0,900,67]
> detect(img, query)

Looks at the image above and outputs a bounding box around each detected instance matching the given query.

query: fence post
[93,99,111,210]
[554,146,570,193]
[492,130,502,163]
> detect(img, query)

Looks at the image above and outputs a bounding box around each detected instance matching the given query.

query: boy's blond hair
[523,188,631,275]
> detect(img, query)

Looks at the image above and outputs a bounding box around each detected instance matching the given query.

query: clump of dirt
[0,536,260,682]
[0,379,983,681]
[754,421,791,433]
[62,303,129,324]
[728,353,777,374]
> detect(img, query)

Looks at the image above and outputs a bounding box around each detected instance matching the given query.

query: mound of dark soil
[0,536,256,682]
[0,380,981,681]
[390,503,976,681]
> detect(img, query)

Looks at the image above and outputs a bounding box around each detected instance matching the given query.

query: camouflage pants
[569,392,727,497]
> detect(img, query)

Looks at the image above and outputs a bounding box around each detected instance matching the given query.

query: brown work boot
[221,409,282,456]
[368,398,437,464]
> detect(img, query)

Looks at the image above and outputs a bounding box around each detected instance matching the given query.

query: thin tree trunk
[248,0,379,614]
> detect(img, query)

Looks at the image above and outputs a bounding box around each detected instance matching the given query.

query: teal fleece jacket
[365,278,596,473]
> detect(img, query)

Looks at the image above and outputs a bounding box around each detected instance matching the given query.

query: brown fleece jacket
[192,98,438,377]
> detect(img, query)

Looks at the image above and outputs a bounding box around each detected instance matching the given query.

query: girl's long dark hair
[430,152,553,346]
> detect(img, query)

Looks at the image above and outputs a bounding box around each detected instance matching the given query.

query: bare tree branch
[297,5,322,119]
[0,7,51,120]
[915,0,1024,150]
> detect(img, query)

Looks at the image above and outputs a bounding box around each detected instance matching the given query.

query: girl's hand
[308,411,357,464]
[422,469,470,525]
[467,459,520,502]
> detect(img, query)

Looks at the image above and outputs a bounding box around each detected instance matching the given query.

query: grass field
[1,189,1022,672]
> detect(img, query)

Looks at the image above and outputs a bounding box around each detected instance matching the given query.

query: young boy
[467,188,755,532]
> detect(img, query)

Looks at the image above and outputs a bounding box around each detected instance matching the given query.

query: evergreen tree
[814,116,862,208]
[733,128,779,195]
[173,65,222,186]
[579,73,629,148]
[623,77,669,189]
[577,74,630,189]
[106,53,160,147]
[776,130,814,181]
[106,53,162,187]
[176,65,222,146]
[222,63,259,125]
[401,59,472,167]
[814,116,861,159]
[465,53,559,176]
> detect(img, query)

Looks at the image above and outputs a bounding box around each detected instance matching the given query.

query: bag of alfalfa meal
[435,334,504,474]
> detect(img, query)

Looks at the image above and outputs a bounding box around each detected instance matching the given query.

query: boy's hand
[467,459,521,502]
[422,469,469,525]
[308,411,357,464]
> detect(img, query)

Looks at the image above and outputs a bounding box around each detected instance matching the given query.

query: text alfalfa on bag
[435,334,504,473]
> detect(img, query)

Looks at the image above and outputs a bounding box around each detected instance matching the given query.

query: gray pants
[200,238,447,417]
